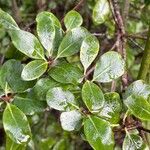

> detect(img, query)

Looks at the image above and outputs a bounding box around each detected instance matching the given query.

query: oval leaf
[84,116,114,150]
[0,59,35,93]
[80,34,99,74]
[93,51,125,83]
[124,80,150,99]
[123,133,148,150]
[82,80,104,112]
[13,96,47,115]
[0,9,19,30]
[46,87,77,111]
[56,27,89,58]
[9,29,45,59]
[92,0,110,24]
[64,10,83,31]
[3,103,31,144]
[48,63,83,84]
[60,110,82,131]
[36,11,63,56]
[21,60,48,81]
[124,95,150,121]
[98,92,122,124]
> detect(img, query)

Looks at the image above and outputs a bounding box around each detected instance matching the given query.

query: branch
[138,25,150,80]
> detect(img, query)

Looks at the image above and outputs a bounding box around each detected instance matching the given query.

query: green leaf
[13,96,47,115]
[84,116,114,150]
[56,27,89,58]
[123,133,148,150]
[3,103,31,144]
[0,59,35,93]
[36,11,63,56]
[82,80,104,112]
[6,136,26,150]
[98,92,122,124]
[48,63,83,84]
[30,77,60,101]
[80,34,99,74]
[93,51,125,83]
[46,87,77,111]
[60,110,82,131]
[64,10,83,31]
[0,9,19,30]
[92,0,110,24]
[9,29,45,60]
[124,95,150,121]
[21,60,48,81]
[124,80,150,99]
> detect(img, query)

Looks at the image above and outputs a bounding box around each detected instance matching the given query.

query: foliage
[0,0,150,150]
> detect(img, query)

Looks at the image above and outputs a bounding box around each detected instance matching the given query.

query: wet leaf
[93,51,125,83]
[21,60,48,81]
[84,116,114,150]
[60,110,82,131]
[56,27,89,58]
[80,34,99,74]
[3,103,31,144]
[46,87,77,111]
[82,80,104,112]
[64,10,83,31]
[124,95,150,121]
[92,0,110,24]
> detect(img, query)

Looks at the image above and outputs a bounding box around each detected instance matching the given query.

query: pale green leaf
[64,10,83,31]
[0,9,19,30]
[82,80,104,112]
[9,29,45,60]
[3,103,31,144]
[123,133,148,150]
[124,95,150,121]
[92,0,110,24]
[98,92,122,124]
[60,110,82,131]
[80,34,99,74]
[36,11,63,56]
[93,51,125,83]
[21,60,48,81]
[56,27,89,58]
[84,116,114,150]
[46,87,77,111]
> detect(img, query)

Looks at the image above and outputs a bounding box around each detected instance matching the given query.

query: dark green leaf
[64,10,83,31]
[124,80,150,99]
[48,63,83,84]
[9,29,45,60]
[36,11,63,56]
[56,27,89,58]
[93,51,125,83]
[3,103,31,144]
[0,59,35,93]
[92,0,110,24]
[46,87,77,111]
[84,116,114,150]
[13,96,47,115]
[82,80,104,112]
[124,95,150,121]
[80,34,99,74]
[0,9,19,30]
[60,110,82,131]
[98,92,122,124]
[21,60,48,81]
[123,133,148,150]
